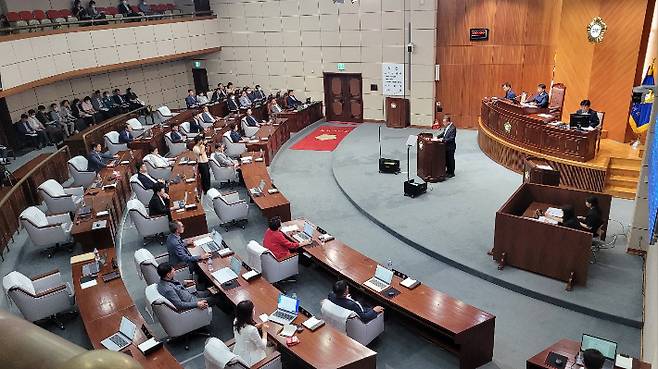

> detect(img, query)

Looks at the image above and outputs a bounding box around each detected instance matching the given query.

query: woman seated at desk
[233,300,270,366]
[578,196,603,234]
[559,206,580,229]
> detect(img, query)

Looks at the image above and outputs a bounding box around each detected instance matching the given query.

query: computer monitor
[570,113,590,129]
[580,334,617,361]
[278,293,299,313]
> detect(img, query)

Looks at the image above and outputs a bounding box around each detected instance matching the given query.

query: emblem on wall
[587,17,607,43]
[504,121,512,134]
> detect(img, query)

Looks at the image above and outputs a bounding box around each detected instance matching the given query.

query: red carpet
[290,125,355,152]
[326,120,360,125]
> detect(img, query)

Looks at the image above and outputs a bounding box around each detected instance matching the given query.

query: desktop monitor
[570,113,590,129]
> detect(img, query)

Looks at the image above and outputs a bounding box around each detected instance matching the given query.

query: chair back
[68,156,95,187]
[128,198,149,218]
[130,174,154,206]
[180,122,192,136]
[321,299,355,333]
[204,337,249,369]
[134,248,160,285]
[158,106,172,117]
[104,130,120,144]
[548,83,566,113]
[68,156,88,172]
[38,179,66,198]
[127,118,143,130]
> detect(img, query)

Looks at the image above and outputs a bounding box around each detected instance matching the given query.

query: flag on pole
[629,60,655,134]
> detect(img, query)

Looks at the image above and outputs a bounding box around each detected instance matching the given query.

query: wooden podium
[417,133,445,182]
[385,97,410,128]
[523,158,560,186]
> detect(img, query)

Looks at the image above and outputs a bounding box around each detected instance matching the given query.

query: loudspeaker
[379,158,400,174]
[404,179,427,198]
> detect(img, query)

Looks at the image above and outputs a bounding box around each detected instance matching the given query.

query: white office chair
[207,188,248,230]
[204,337,282,369]
[130,174,154,206]
[127,117,147,137]
[222,132,247,158]
[37,179,84,214]
[145,284,212,350]
[156,105,179,122]
[179,121,194,137]
[104,131,128,155]
[3,270,75,328]
[165,132,187,157]
[127,199,169,246]
[209,158,238,187]
[19,206,73,258]
[68,156,96,188]
[134,248,191,286]
[241,118,260,138]
[321,299,384,346]
[246,241,298,284]
[143,159,173,180]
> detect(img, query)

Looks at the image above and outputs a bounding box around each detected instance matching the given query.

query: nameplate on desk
[241,156,253,164]
[248,140,260,144]
[267,188,279,194]
[261,137,269,141]
[187,160,197,165]
[175,208,185,213]
[80,277,97,289]
[242,270,260,281]
[254,158,264,162]
[120,160,129,165]
[185,178,195,183]
[103,183,117,190]
[96,210,109,217]
[185,204,197,210]
[218,248,233,257]
[92,220,107,230]
[401,277,420,289]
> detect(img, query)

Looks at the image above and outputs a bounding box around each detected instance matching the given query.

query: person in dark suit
[185,89,199,109]
[578,196,603,234]
[529,83,549,108]
[286,89,302,108]
[189,115,203,133]
[118,124,133,144]
[156,262,216,312]
[170,124,185,143]
[101,91,119,116]
[502,82,516,100]
[229,122,242,143]
[16,114,46,148]
[328,280,384,323]
[136,162,161,190]
[118,0,142,18]
[87,142,114,172]
[559,206,580,229]
[227,93,239,113]
[437,115,457,178]
[112,89,130,112]
[253,85,267,103]
[149,182,171,220]
[574,99,600,128]
[166,221,210,280]
[243,108,261,127]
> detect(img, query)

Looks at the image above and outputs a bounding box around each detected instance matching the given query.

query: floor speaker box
[404,179,427,197]
[379,158,400,174]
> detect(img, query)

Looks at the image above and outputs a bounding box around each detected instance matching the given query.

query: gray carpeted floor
[0,120,643,369]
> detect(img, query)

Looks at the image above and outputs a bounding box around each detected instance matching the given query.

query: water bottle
[94,248,100,263]
[291,292,297,301]
[207,258,214,272]
[386,259,393,270]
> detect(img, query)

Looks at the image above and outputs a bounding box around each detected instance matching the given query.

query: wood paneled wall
[435,0,563,129]
[554,0,654,142]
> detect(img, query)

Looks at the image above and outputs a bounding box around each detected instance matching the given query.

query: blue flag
[629,61,655,133]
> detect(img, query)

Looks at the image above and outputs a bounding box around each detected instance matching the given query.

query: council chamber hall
[0,1,657,369]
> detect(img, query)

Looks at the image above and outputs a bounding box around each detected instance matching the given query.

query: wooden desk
[493,183,612,288]
[524,158,561,187]
[527,339,651,369]
[190,236,377,369]
[274,102,323,132]
[245,122,291,166]
[289,219,496,369]
[168,152,208,238]
[481,99,597,162]
[72,248,183,369]
[417,133,446,182]
[385,97,410,128]
[240,152,291,222]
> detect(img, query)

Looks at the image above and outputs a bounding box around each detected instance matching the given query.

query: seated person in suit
[232,300,270,367]
[528,83,549,108]
[211,143,239,168]
[286,89,302,108]
[502,82,516,100]
[189,115,203,133]
[87,142,115,172]
[144,147,173,168]
[87,1,107,21]
[71,98,94,127]
[81,96,103,122]
[229,122,242,143]
[269,97,283,114]
[27,109,54,145]
[72,0,90,20]
[16,114,48,148]
[210,87,221,103]
[166,221,210,277]
[170,124,185,143]
[200,106,216,124]
[582,349,605,369]
[112,88,130,111]
[196,91,210,105]
[156,262,217,311]
[574,99,600,128]
[139,0,154,15]
[36,104,66,143]
[118,0,142,17]
[239,90,252,108]
[243,108,262,127]
[125,88,146,110]
[136,161,163,190]
[263,216,309,260]
[328,280,384,323]
[185,89,199,109]
[91,90,110,118]
[559,205,580,229]
[149,183,171,219]
[253,85,267,103]
[49,103,76,137]
[578,196,603,234]
[118,124,134,144]
[226,82,234,94]
[227,93,240,112]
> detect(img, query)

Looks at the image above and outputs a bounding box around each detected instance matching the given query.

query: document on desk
[537,216,559,225]
[615,355,632,369]
[545,207,563,218]
[279,324,297,337]
[193,236,213,247]
[281,225,299,233]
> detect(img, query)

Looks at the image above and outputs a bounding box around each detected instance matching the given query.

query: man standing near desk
[574,100,600,128]
[437,115,457,178]
[186,89,199,109]
[166,221,210,284]
[329,280,384,323]
[502,82,516,100]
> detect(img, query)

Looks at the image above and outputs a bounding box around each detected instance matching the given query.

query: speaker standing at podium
[437,116,456,178]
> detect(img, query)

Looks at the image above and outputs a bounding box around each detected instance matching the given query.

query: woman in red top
[263,217,300,260]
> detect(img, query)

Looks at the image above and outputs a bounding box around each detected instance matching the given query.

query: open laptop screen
[581,334,617,360]
[278,294,299,313]
[303,222,314,237]
[374,265,394,284]
[119,316,136,340]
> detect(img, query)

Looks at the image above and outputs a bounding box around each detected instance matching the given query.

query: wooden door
[192,68,209,94]
[323,73,363,123]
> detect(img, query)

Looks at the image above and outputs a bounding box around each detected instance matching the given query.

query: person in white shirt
[143,147,173,168]
[232,300,269,366]
[196,90,210,105]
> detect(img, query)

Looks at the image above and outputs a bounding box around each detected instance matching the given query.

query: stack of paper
[545,207,564,218]
[281,225,299,233]
[193,236,213,247]
[80,279,97,289]
[538,216,559,225]
[302,316,324,331]
[401,278,418,288]
[279,324,297,337]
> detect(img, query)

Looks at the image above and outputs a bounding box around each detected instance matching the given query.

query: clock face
[587,17,607,43]
[589,24,602,38]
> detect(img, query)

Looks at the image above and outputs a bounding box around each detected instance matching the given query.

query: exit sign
[193,60,203,69]
[337,63,345,71]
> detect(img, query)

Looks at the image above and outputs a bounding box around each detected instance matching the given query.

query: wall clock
[587,17,607,43]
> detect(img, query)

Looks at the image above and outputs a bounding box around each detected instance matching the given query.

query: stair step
[609,157,642,167]
[606,175,638,189]
[605,185,636,200]
[609,167,640,178]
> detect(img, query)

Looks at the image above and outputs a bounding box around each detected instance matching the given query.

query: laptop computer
[292,221,314,243]
[363,265,394,292]
[268,294,299,325]
[100,316,137,351]
[576,334,617,369]
[229,256,242,276]
[200,230,224,253]
[249,179,266,196]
